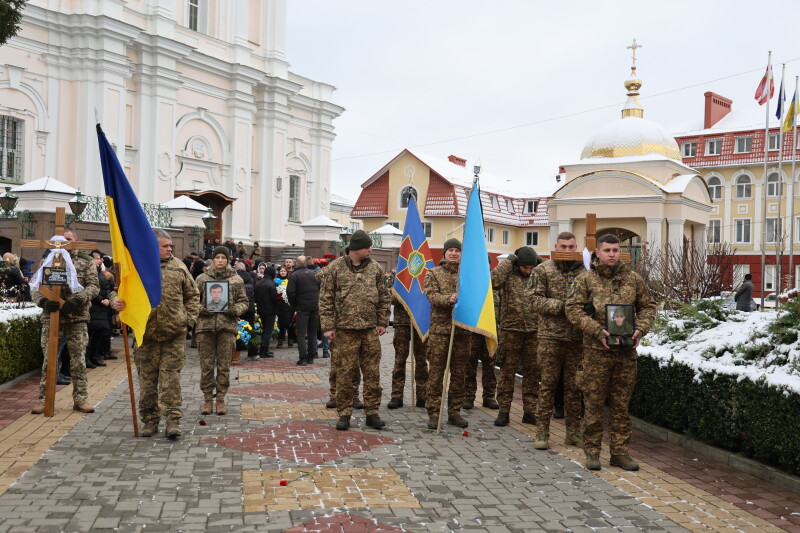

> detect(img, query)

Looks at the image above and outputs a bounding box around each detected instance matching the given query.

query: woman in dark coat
[254,266,278,357]
[275,265,294,347]
[86,254,112,368]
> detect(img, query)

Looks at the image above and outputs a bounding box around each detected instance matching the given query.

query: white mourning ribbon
[28,236,85,293]
[582,247,592,271]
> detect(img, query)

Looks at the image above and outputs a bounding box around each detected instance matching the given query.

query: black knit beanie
[348,230,373,251]
[442,238,462,252]
[212,246,230,259]
[516,246,541,266]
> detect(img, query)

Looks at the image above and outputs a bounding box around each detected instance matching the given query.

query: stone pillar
[645,217,664,251]
[667,218,686,255]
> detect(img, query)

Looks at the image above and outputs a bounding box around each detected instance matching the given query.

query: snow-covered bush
[0,304,43,384]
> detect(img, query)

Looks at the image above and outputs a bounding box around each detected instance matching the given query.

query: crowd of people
[22,227,657,472]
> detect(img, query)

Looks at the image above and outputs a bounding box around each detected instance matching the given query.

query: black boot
[336,415,350,431]
[387,398,403,409]
[365,414,386,429]
[494,412,510,426]
[85,357,96,369]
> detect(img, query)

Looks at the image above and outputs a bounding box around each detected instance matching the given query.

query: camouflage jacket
[565,262,656,351]
[33,250,99,324]
[194,266,250,334]
[531,260,584,341]
[490,258,537,332]
[319,256,390,331]
[142,256,200,343]
[391,294,411,326]
[424,260,463,336]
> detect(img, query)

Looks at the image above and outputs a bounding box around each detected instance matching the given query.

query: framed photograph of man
[605,304,635,346]
[205,281,229,313]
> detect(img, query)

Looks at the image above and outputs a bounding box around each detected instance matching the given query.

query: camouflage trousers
[465,332,497,403]
[134,334,186,423]
[39,321,89,403]
[496,329,539,413]
[390,324,428,401]
[333,329,382,417]
[426,331,470,418]
[535,338,583,435]
[582,347,637,455]
[328,339,361,399]
[197,331,235,400]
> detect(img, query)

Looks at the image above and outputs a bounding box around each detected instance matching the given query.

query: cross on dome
[627,38,642,68]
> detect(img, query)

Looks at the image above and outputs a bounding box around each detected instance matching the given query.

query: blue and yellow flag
[393,195,434,340]
[783,89,798,132]
[97,124,161,345]
[453,179,497,356]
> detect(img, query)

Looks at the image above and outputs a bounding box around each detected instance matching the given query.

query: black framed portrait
[205,281,229,313]
[605,304,635,347]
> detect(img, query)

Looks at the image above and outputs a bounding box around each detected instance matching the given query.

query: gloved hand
[40,299,61,312]
[60,297,83,315]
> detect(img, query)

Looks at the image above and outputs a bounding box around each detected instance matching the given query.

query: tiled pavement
[0,331,798,532]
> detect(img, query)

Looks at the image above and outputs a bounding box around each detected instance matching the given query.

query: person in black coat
[275,265,294,347]
[287,256,321,365]
[86,252,112,368]
[254,266,279,358]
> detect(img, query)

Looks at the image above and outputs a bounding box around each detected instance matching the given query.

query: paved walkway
[0,330,798,532]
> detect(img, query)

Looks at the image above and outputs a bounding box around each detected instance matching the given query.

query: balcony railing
[75,194,172,228]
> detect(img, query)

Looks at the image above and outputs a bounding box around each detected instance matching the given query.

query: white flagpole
[760,51,773,310]
[776,63,786,302]
[791,76,799,289]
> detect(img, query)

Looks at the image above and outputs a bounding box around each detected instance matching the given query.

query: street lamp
[202,208,217,231]
[68,191,88,219]
[339,227,352,245]
[0,186,18,216]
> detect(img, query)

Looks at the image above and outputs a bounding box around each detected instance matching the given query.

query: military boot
[564,431,584,448]
[335,415,350,431]
[165,419,182,438]
[610,454,640,471]
[31,402,45,415]
[462,399,474,410]
[73,401,95,413]
[585,453,601,471]
[141,420,159,438]
[365,414,386,429]
[352,399,363,409]
[201,399,213,415]
[521,412,536,424]
[482,398,499,409]
[427,415,439,430]
[447,414,468,428]
[216,397,227,416]
[325,398,337,409]
[415,398,426,408]
[533,431,549,450]
[494,412,510,426]
[387,398,402,409]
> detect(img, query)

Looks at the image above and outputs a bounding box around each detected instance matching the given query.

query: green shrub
[0,314,43,384]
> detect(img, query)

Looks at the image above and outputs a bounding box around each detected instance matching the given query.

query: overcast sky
[286,1,799,201]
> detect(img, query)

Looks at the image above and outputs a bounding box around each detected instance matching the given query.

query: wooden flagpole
[114,262,139,437]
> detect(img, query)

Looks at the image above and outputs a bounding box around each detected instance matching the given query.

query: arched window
[767,173,784,197]
[399,185,418,209]
[735,175,752,199]
[0,115,23,183]
[706,176,722,200]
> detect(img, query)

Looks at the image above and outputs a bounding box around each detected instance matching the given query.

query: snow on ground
[639,309,800,395]
[0,304,41,323]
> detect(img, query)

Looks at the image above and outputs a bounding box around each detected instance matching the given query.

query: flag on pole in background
[453,179,497,356]
[393,195,435,340]
[755,62,774,105]
[776,75,786,119]
[97,124,161,345]
[783,89,798,132]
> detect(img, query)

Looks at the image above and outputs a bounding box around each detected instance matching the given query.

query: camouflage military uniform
[565,262,656,456]
[492,258,539,414]
[33,251,100,403]
[195,266,249,401]
[464,332,497,404]
[390,296,428,402]
[531,259,585,438]
[129,256,200,424]
[319,256,390,417]
[424,260,470,419]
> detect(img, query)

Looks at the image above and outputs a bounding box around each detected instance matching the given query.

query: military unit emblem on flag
[393,195,435,340]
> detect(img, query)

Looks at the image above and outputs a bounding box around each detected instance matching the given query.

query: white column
[645,217,663,251]
[667,218,686,253]
[548,221,560,250]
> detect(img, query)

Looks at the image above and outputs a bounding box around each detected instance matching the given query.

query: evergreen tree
[0,1,27,47]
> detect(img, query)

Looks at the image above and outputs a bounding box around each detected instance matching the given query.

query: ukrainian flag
[97,124,161,345]
[393,195,435,340]
[453,179,497,356]
[783,89,798,132]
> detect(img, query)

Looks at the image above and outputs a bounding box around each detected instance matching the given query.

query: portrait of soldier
[607,306,634,338]
[206,283,228,312]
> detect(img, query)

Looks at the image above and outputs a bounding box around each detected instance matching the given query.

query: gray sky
[286,1,799,201]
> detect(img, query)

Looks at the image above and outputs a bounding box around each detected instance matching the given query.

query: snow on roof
[662,174,698,194]
[671,103,784,137]
[373,224,404,235]
[12,176,76,194]
[330,193,355,206]
[581,116,681,160]
[163,195,208,210]
[300,215,344,228]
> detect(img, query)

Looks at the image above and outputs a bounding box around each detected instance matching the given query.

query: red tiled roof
[676,127,799,168]
[424,170,460,216]
[351,171,389,218]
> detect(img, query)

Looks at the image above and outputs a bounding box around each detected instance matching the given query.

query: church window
[681,141,696,157]
[735,175,752,198]
[399,185,418,209]
[525,231,539,246]
[734,136,752,153]
[187,0,207,33]
[288,175,300,222]
[767,173,784,197]
[705,139,722,156]
[707,220,721,244]
[706,176,723,200]
[734,219,751,244]
[0,116,23,183]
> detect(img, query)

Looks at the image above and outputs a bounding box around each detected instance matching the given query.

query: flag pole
[435,324,456,434]
[410,323,416,411]
[777,63,786,305]
[760,51,772,310]
[115,262,139,437]
[791,74,799,290]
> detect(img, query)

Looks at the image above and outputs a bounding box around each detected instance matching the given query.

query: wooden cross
[21,207,96,417]
[551,213,632,263]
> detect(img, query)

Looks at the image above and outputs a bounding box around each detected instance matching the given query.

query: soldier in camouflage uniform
[463,331,498,410]
[566,233,656,471]
[531,232,585,450]
[113,229,200,438]
[31,229,100,414]
[492,246,541,427]
[387,294,428,409]
[319,230,390,431]
[423,238,470,429]
[194,246,249,416]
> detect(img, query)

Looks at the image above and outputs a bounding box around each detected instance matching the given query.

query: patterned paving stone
[205,420,394,465]
[237,371,321,384]
[242,468,419,512]
[228,383,329,402]
[240,402,337,421]
[283,512,406,532]
[237,359,323,372]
